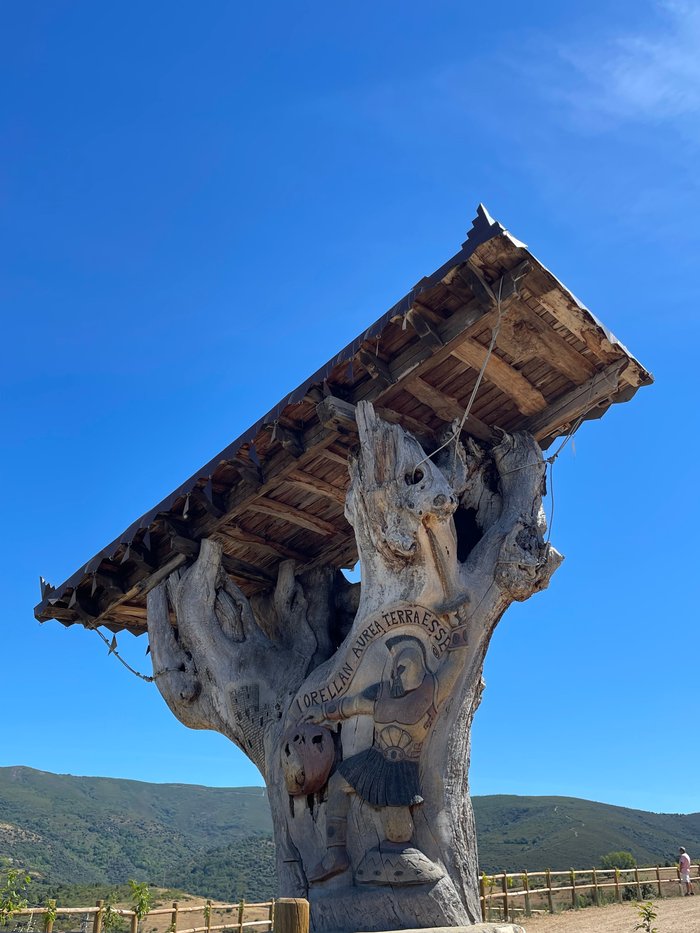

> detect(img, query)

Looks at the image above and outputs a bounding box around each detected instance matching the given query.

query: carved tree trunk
[146,402,562,933]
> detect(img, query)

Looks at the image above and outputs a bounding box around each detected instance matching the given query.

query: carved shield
[281,723,335,795]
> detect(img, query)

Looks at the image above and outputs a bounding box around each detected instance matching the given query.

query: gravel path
[515,897,699,932]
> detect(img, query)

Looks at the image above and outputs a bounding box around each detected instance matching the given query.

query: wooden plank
[497,302,597,385]
[287,469,347,506]
[247,497,340,537]
[450,339,548,416]
[217,525,308,562]
[522,360,626,442]
[401,376,493,441]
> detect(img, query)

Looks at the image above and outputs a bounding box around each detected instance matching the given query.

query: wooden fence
[8,899,276,933]
[480,863,700,922]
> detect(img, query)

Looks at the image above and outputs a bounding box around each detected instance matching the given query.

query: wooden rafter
[450,339,548,416]
[247,497,340,537]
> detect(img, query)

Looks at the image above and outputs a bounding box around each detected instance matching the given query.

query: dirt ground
[519,897,699,932]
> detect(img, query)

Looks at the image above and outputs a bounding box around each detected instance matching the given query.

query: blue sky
[2,1,699,815]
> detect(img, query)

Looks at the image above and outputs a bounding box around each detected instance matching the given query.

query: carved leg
[382,805,413,844]
[308,773,352,883]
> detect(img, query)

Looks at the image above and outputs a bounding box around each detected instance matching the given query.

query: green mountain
[1,766,699,901]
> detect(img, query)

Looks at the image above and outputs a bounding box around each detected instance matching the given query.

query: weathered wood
[401,375,493,441]
[451,339,548,416]
[273,900,309,933]
[247,497,339,536]
[216,526,308,563]
[546,870,554,914]
[146,404,561,933]
[315,396,356,434]
[497,302,597,385]
[93,901,103,933]
[287,469,347,506]
[522,360,626,442]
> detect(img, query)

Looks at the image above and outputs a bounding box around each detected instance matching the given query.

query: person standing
[679,847,694,896]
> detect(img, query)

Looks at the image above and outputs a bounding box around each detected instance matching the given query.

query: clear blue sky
[2,1,698,815]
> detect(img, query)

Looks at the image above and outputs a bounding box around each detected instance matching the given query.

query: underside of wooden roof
[35,206,652,636]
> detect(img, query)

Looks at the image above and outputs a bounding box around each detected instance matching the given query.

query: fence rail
[7,899,276,933]
[480,863,700,922]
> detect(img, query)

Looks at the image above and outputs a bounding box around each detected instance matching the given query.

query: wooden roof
[35,206,652,636]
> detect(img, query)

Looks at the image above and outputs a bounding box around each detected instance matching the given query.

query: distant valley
[1,766,699,901]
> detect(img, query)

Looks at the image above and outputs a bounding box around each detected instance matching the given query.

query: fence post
[656,865,663,898]
[273,899,309,933]
[545,868,554,915]
[171,902,179,933]
[615,868,622,904]
[268,899,275,931]
[238,898,245,933]
[501,872,509,922]
[130,913,138,933]
[93,901,104,933]
[206,900,212,933]
[479,875,486,922]
[634,866,642,900]
[45,901,56,933]
[592,868,600,907]
[570,869,577,910]
[523,871,531,918]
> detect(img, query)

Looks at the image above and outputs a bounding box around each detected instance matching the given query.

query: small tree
[128,882,152,932]
[601,851,636,870]
[634,901,658,933]
[0,863,31,927]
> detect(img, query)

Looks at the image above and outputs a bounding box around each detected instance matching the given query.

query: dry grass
[520,896,698,932]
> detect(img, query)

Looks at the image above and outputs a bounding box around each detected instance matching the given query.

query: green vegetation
[2,766,700,900]
[0,862,30,926]
[600,850,637,869]
[634,901,659,933]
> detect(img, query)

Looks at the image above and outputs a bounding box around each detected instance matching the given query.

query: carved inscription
[295,606,450,715]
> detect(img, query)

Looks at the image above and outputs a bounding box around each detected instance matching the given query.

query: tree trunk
[147,402,561,932]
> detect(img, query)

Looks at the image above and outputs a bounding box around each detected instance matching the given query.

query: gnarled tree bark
[146,401,562,933]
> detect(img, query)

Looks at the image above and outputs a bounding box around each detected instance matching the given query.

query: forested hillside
[2,766,699,902]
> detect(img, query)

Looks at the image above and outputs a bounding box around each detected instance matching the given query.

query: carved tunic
[337,673,437,807]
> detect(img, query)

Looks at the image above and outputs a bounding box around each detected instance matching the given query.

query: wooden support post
[656,866,663,898]
[238,898,245,933]
[171,902,179,933]
[635,866,642,900]
[570,869,577,909]
[273,899,309,933]
[205,901,212,933]
[615,869,622,904]
[479,875,487,922]
[501,872,509,922]
[593,868,600,907]
[93,901,104,933]
[546,869,554,915]
[268,899,275,931]
[523,870,531,917]
[45,901,56,933]
[130,914,138,933]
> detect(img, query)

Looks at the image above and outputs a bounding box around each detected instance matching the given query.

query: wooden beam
[269,422,305,458]
[247,497,340,537]
[316,396,357,434]
[317,446,351,468]
[220,554,275,586]
[497,303,597,385]
[216,525,309,563]
[450,339,548,416]
[287,468,347,506]
[400,376,492,441]
[406,308,444,350]
[358,348,393,387]
[522,360,627,443]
